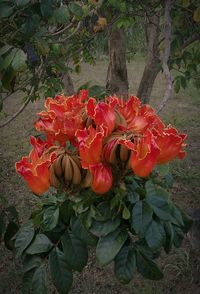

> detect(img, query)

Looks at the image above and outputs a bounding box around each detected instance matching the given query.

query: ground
[0,58,200,293]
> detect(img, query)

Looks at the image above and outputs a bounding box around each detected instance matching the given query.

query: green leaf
[131,201,153,236]
[4,221,19,250]
[22,270,35,294]
[145,220,165,250]
[0,49,17,71]
[32,266,47,294]
[145,188,171,221]
[0,4,14,19]
[0,45,12,56]
[40,0,54,18]
[89,85,106,99]
[61,230,88,271]
[126,183,139,204]
[174,78,181,93]
[53,5,70,24]
[155,164,170,176]
[180,209,193,233]
[71,217,98,246]
[94,201,113,221]
[122,206,131,220]
[26,234,53,255]
[68,3,83,17]
[42,206,59,231]
[15,223,35,258]
[173,225,184,248]
[23,255,42,273]
[180,76,187,89]
[49,247,73,294]
[59,200,74,224]
[15,0,31,7]
[114,246,136,284]
[193,7,200,22]
[11,50,27,72]
[90,217,121,237]
[170,204,184,226]
[136,250,163,280]
[96,227,128,265]
[163,222,174,253]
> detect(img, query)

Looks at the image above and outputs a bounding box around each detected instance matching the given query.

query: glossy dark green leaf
[0,4,14,19]
[145,220,165,250]
[15,223,35,258]
[42,206,59,231]
[23,255,42,273]
[173,225,184,248]
[32,265,47,294]
[96,227,128,265]
[136,250,163,280]
[40,0,54,18]
[71,217,98,246]
[49,247,73,294]
[94,201,113,221]
[26,234,53,255]
[114,246,136,284]
[53,5,70,24]
[61,231,88,271]
[90,217,120,237]
[126,183,139,204]
[68,3,83,17]
[170,204,184,226]
[146,188,171,221]
[22,270,35,294]
[15,0,31,7]
[11,49,27,72]
[132,201,153,236]
[164,222,174,253]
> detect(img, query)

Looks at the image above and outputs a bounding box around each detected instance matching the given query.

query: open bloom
[89,163,112,194]
[153,126,186,164]
[118,96,164,133]
[87,98,116,136]
[15,136,56,195]
[120,129,160,177]
[76,126,104,168]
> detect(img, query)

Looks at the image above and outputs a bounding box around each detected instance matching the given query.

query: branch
[57,21,82,43]
[157,0,172,114]
[50,23,73,36]
[0,64,43,128]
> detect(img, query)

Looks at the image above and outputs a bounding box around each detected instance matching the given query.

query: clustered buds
[16,90,186,196]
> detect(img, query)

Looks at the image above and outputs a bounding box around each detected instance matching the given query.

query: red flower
[76,126,104,168]
[16,137,56,195]
[87,98,116,135]
[153,126,186,164]
[118,96,164,133]
[119,130,160,177]
[89,163,112,194]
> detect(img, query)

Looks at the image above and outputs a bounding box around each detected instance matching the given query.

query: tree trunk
[106,27,129,98]
[62,72,75,95]
[137,12,161,104]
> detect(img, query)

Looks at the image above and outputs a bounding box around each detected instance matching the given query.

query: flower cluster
[16,91,186,195]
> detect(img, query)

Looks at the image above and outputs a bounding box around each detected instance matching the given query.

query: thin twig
[0,63,43,128]
[57,21,82,43]
[157,0,172,114]
[50,23,73,36]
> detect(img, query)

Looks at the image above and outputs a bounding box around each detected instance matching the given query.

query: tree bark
[62,72,75,95]
[106,27,129,99]
[137,12,161,104]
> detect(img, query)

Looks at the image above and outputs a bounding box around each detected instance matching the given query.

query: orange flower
[87,98,116,135]
[89,163,112,194]
[153,126,186,164]
[118,96,164,133]
[15,136,56,195]
[76,126,104,168]
[119,130,160,177]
